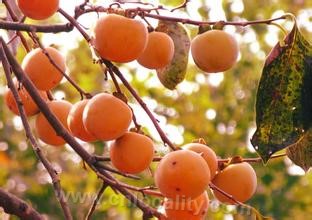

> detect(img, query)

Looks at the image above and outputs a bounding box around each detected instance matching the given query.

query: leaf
[237,204,273,220]
[156,21,190,90]
[251,22,312,162]
[286,128,312,172]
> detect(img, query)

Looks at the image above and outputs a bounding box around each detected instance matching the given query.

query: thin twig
[95,163,141,180]
[217,153,287,164]
[96,172,163,198]
[95,155,163,162]
[2,0,30,52]
[107,66,122,94]
[58,8,91,42]
[103,61,178,151]
[209,183,244,206]
[30,31,92,99]
[75,5,288,27]
[85,182,107,220]
[0,20,73,33]
[143,12,288,26]
[106,67,141,131]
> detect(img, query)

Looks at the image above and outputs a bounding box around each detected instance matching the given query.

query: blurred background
[1,0,312,219]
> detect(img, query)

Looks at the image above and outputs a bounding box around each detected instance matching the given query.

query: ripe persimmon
[137,32,174,69]
[93,14,148,63]
[212,162,257,204]
[22,47,65,91]
[110,132,154,174]
[67,99,97,142]
[82,93,132,141]
[183,143,218,179]
[35,100,72,146]
[155,150,210,199]
[164,191,209,220]
[191,30,239,73]
[4,79,48,116]
[17,0,59,20]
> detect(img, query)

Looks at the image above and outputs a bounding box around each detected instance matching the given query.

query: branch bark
[0,44,73,220]
[0,20,73,33]
[0,188,43,220]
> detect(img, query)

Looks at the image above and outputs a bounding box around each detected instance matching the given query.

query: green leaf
[156,21,190,89]
[251,22,312,162]
[286,128,312,172]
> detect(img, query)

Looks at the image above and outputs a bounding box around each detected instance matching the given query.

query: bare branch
[95,155,163,162]
[103,61,178,151]
[85,182,107,220]
[209,183,244,206]
[0,188,43,220]
[30,32,92,99]
[58,8,91,42]
[95,163,141,180]
[2,0,30,52]
[0,43,73,220]
[0,20,73,33]
[75,5,287,28]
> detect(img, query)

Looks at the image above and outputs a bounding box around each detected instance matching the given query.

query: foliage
[252,21,312,163]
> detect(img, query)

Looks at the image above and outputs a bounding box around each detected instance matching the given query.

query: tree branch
[0,188,43,220]
[1,37,164,219]
[2,0,30,52]
[85,182,107,220]
[0,20,73,33]
[0,42,73,220]
[104,61,178,151]
[29,31,92,99]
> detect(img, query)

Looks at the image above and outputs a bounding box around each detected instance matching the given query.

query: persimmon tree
[0,0,312,219]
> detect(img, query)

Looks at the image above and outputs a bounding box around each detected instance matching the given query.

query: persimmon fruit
[183,143,218,179]
[212,162,257,204]
[82,93,132,141]
[137,32,174,69]
[22,47,65,91]
[35,100,72,146]
[110,132,154,174]
[191,30,239,73]
[164,191,209,220]
[17,0,59,20]
[155,150,210,199]
[67,99,97,142]
[93,14,148,63]
[4,79,47,116]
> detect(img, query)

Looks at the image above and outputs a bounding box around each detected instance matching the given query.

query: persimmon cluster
[3,1,256,219]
